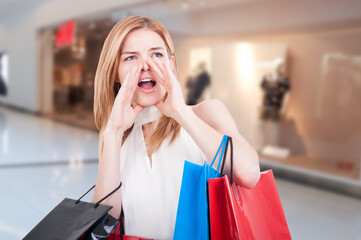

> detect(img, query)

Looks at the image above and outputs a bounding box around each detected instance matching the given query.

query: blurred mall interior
[0,0,361,239]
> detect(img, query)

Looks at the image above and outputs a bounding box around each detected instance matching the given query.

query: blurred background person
[0,56,7,96]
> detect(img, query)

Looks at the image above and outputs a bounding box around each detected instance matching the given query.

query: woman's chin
[134,97,162,108]
[133,91,166,108]
[141,102,158,108]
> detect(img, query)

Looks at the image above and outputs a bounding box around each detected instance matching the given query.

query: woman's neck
[142,121,155,140]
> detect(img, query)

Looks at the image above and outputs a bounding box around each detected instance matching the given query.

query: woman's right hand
[104,63,144,136]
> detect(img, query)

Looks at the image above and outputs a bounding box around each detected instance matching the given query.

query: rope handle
[75,181,122,208]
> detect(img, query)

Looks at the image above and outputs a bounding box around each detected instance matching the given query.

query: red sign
[55,20,75,48]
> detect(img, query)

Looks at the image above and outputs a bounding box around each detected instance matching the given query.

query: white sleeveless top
[120,106,207,240]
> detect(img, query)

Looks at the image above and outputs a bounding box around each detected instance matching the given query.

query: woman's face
[118,28,175,107]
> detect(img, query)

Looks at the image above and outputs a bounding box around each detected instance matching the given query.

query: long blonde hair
[94,16,181,154]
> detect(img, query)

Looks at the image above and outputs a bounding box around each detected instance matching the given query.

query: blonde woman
[92,16,260,239]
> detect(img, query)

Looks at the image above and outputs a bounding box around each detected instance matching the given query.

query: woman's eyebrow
[149,47,165,51]
[121,47,165,55]
[121,51,137,55]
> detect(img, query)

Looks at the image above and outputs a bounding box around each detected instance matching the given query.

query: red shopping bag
[208,137,291,240]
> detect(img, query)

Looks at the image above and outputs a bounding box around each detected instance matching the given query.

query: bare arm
[176,99,260,189]
[92,129,123,218]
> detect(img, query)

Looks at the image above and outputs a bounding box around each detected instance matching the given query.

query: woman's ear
[170,56,176,72]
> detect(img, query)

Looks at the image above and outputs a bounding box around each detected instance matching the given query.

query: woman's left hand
[147,57,189,120]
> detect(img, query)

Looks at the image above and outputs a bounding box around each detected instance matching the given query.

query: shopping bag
[23,182,122,240]
[208,137,291,240]
[173,135,229,240]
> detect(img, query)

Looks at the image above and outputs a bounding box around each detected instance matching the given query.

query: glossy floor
[1,106,361,240]
[0,107,98,166]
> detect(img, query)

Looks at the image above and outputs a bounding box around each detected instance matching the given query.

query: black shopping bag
[23,182,122,240]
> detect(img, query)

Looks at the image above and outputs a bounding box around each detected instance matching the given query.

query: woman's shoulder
[191,98,228,123]
[190,98,239,135]
[191,98,226,112]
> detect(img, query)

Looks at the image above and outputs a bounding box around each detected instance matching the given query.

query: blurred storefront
[38,18,114,130]
[31,0,361,196]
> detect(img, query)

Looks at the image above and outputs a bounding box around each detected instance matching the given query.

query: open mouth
[138,79,156,92]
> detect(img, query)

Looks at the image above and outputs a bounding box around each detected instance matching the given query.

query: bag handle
[75,181,122,208]
[210,135,228,176]
[220,136,234,184]
[220,136,230,176]
[216,136,228,175]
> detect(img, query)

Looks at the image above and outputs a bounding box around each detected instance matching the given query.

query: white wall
[0,7,37,111]
[0,24,4,47]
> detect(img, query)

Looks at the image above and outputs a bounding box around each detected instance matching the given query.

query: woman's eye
[152,52,163,58]
[124,56,135,61]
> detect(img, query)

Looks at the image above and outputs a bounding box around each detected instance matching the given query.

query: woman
[92,16,260,239]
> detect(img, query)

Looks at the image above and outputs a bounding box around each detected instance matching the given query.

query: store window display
[259,58,291,159]
[260,58,290,122]
[48,19,114,129]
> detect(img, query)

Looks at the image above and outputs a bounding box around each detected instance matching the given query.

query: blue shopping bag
[173,135,229,240]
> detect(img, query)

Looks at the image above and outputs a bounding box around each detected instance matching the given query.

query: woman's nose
[140,59,150,72]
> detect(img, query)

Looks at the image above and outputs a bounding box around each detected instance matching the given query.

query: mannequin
[260,58,290,121]
[186,62,211,105]
[259,58,291,158]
